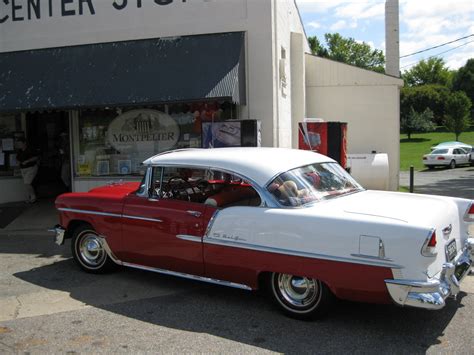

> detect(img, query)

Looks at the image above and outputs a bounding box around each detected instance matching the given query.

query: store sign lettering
[107,109,180,153]
[112,132,176,143]
[0,0,187,24]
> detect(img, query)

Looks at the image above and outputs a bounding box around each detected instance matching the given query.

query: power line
[400,34,474,58]
[400,39,474,70]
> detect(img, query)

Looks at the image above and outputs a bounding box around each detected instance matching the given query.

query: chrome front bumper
[385,238,474,310]
[49,225,66,246]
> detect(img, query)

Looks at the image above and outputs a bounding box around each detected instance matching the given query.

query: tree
[444,91,472,141]
[400,85,450,125]
[401,107,435,140]
[452,58,474,117]
[402,58,453,87]
[308,33,385,73]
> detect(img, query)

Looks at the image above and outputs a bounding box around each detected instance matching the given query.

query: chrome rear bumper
[385,238,474,310]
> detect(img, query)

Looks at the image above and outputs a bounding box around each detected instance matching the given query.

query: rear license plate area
[445,239,457,262]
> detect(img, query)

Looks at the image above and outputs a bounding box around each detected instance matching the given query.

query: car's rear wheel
[449,160,456,169]
[427,165,435,170]
[71,224,115,274]
[269,272,333,320]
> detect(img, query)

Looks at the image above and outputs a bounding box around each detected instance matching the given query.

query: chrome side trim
[350,253,394,262]
[204,209,220,238]
[176,234,202,243]
[97,235,251,290]
[58,207,121,218]
[97,236,123,265]
[122,262,252,291]
[58,208,162,223]
[204,237,403,269]
[122,215,163,223]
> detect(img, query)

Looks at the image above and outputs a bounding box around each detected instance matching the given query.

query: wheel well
[257,271,271,291]
[65,220,92,239]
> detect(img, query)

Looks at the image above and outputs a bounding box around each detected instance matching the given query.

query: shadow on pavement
[414,177,474,199]
[13,250,465,354]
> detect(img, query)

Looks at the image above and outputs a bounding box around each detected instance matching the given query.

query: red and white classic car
[53,148,474,319]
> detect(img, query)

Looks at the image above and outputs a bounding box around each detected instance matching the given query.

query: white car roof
[143,147,335,186]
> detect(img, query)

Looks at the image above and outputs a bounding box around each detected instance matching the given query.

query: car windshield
[431,149,448,154]
[268,163,363,207]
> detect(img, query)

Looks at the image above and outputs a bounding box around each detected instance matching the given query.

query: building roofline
[305,52,404,86]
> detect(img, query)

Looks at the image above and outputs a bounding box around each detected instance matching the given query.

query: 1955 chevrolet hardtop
[52,148,474,319]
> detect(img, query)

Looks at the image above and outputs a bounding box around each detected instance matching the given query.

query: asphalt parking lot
[0,168,473,353]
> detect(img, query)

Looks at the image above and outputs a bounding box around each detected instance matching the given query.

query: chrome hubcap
[277,274,319,308]
[79,233,105,267]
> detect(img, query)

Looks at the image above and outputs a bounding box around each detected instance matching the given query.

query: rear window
[431,149,448,154]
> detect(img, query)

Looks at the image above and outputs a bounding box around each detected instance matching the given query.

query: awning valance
[0,32,246,112]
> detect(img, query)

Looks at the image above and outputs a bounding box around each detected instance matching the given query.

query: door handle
[187,210,202,218]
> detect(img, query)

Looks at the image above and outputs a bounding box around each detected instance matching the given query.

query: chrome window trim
[135,166,152,198]
[176,234,202,243]
[203,236,403,269]
[58,207,162,223]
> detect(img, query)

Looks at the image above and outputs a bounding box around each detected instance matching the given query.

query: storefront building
[0,0,401,203]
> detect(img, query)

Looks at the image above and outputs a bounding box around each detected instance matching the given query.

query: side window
[202,170,262,208]
[155,166,262,208]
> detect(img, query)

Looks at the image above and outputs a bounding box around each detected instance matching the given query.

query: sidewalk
[0,198,57,236]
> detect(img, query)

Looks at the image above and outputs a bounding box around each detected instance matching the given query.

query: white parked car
[423,147,471,169]
[53,148,474,319]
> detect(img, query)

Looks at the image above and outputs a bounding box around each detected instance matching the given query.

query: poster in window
[202,121,241,148]
[96,160,110,176]
[118,160,132,175]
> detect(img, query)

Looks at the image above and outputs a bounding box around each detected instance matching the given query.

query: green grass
[400,128,474,171]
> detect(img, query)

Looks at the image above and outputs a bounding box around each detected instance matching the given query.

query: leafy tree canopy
[401,107,435,140]
[452,58,474,116]
[402,58,453,87]
[444,91,472,141]
[401,85,450,125]
[308,33,385,73]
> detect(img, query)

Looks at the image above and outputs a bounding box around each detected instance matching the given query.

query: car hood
[323,190,454,225]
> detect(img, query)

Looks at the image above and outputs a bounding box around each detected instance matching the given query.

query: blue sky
[295,0,474,71]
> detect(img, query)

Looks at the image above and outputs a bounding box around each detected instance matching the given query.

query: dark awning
[0,32,246,113]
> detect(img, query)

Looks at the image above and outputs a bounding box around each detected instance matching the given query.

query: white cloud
[307,21,322,29]
[329,20,357,31]
[335,2,385,20]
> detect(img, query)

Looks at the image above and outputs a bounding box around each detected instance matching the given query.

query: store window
[0,114,23,177]
[75,101,236,178]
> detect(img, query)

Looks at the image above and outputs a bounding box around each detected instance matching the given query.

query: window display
[76,102,236,177]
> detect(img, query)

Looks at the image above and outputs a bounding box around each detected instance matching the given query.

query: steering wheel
[163,176,196,200]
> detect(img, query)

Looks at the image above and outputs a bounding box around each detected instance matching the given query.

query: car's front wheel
[71,224,115,274]
[269,273,333,320]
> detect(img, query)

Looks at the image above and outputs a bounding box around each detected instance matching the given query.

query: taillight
[465,203,474,222]
[437,156,445,160]
[427,232,437,247]
[421,230,438,257]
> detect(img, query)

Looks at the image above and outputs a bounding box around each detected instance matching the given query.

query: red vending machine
[298,121,348,168]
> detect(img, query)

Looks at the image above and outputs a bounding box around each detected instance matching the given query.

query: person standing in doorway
[16,138,39,203]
